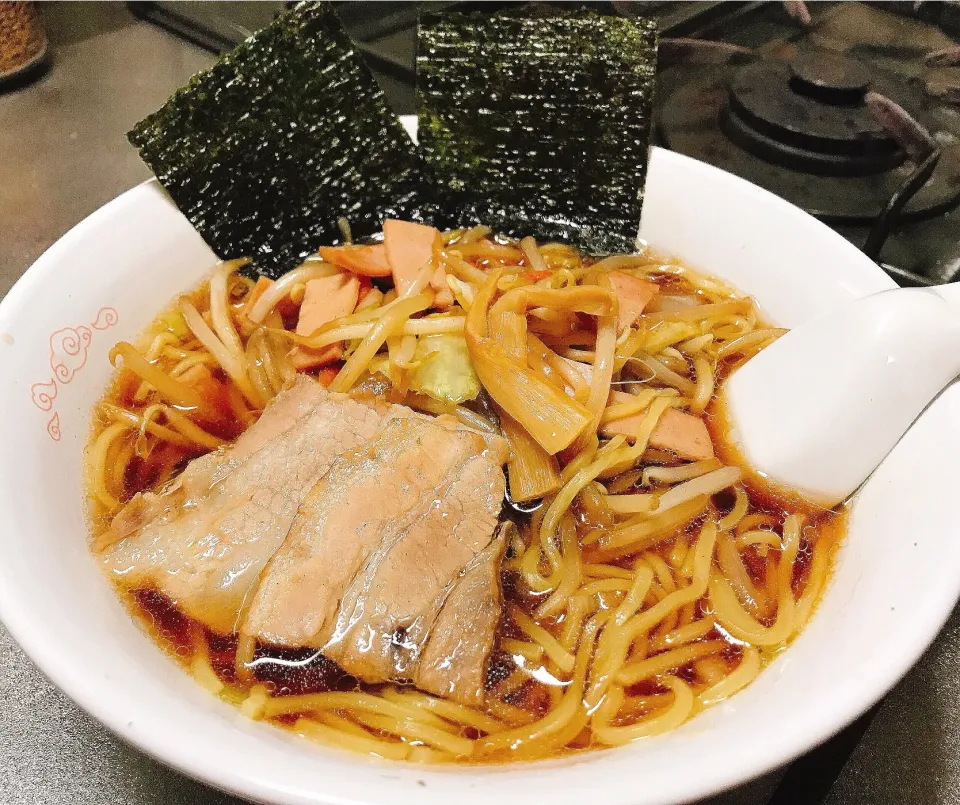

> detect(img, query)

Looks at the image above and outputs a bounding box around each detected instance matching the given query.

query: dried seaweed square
[129,2,431,278]
[417,9,658,254]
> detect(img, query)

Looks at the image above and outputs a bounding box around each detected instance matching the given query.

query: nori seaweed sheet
[128,2,432,278]
[417,8,658,254]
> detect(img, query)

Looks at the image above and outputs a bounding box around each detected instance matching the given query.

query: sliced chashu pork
[101,378,411,633]
[414,531,506,706]
[243,415,509,703]
[107,376,329,542]
[318,438,506,680]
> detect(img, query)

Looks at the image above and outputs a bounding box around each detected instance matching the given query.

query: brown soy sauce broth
[92,244,847,759]
[128,587,377,699]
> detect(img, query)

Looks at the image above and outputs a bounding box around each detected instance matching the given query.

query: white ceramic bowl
[1,144,958,805]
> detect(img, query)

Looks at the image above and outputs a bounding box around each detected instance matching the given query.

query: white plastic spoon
[721,283,960,508]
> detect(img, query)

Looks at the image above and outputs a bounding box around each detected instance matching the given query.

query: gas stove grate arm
[862,92,941,262]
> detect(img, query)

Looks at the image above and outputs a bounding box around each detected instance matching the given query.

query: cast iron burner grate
[659,49,960,224]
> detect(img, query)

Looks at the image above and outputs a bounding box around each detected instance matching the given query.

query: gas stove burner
[722,54,904,176]
[658,50,960,225]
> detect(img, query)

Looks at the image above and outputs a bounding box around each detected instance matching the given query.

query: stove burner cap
[721,54,904,176]
[789,53,871,104]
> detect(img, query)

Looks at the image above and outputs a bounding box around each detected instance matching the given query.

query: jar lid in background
[0,1,47,85]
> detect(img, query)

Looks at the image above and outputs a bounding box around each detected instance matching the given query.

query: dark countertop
[0,5,956,805]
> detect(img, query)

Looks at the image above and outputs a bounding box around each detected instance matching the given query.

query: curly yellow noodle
[621,521,719,644]
[486,699,538,727]
[501,639,545,665]
[668,535,693,569]
[347,709,474,757]
[581,564,630,582]
[407,746,453,764]
[694,656,728,686]
[593,678,694,745]
[341,693,465,733]
[736,529,783,551]
[87,422,131,509]
[510,607,575,674]
[382,689,506,736]
[709,515,801,645]
[295,717,411,761]
[560,594,592,652]
[594,495,709,557]
[539,435,625,575]
[794,534,834,630]
[716,530,772,620]
[617,640,727,686]
[698,647,762,707]
[317,711,380,739]
[579,567,656,716]
[658,618,716,649]
[262,691,443,730]
[718,486,750,531]
[515,532,557,594]
[477,612,610,757]
[579,578,632,598]
[644,552,678,593]
[536,514,583,618]
[710,576,794,646]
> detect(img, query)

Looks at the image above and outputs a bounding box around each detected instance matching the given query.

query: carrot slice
[295,272,360,336]
[608,271,658,333]
[356,276,373,304]
[318,365,340,386]
[318,244,392,277]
